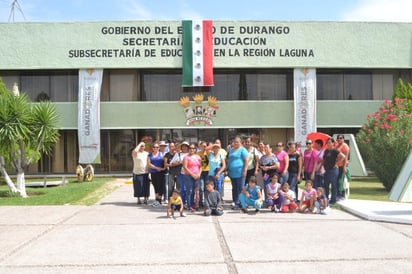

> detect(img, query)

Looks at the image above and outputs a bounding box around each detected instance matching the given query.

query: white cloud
[343,0,412,22]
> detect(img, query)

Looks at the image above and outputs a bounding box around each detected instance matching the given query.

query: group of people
[131,134,349,217]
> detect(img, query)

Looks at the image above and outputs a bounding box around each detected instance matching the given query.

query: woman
[244,137,259,185]
[196,141,210,209]
[274,142,289,184]
[147,142,166,207]
[227,136,249,209]
[208,142,226,198]
[287,142,302,200]
[258,143,279,195]
[132,142,149,205]
[183,143,202,212]
[303,140,317,181]
[321,138,345,204]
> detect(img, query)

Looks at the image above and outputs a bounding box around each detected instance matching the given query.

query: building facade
[1,21,411,174]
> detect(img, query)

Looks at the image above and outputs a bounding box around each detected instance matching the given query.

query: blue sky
[1,0,411,22]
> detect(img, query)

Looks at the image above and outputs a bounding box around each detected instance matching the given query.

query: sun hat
[179,141,190,148]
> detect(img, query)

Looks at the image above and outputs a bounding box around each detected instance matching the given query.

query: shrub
[357,95,412,191]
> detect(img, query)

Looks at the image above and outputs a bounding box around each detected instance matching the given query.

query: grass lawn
[0,177,120,206]
[298,176,390,202]
[0,176,390,206]
[348,176,390,201]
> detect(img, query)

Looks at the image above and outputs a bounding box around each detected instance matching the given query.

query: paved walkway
[1,179,412,273]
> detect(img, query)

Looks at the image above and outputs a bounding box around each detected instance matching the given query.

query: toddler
[167,190,186,219]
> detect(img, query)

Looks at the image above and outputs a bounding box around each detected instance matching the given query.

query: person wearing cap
[239,176,263,213]
[171,141,190,206]
[158,140,169,156]
[208,142,226,198]
[164,142,180,201]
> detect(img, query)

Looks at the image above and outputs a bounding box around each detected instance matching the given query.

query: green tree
[392,79,412,112]
[0,78,59,197]
[357,80,412,191]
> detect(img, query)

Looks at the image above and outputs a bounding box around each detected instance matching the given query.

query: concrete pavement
[1,179,412,273]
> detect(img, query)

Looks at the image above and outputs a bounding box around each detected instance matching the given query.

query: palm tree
[0,79,59,197]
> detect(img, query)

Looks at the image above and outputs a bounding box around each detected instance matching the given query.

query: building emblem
[178,93,219,126]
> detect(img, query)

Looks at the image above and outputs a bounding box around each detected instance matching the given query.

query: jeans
[198,171,208,207]
[314,173,324,189]
[177,174,186,205]
[208,174,224,198]
[288,172,298,201]
[279,170,289,185]
[337,166,345,198]
[204,207,224,216]
[133,173,149,198]
[230,177,245,207]
[324,167,339,203]
[239,193,263,209]
[183,174,199,208]
[245,168,256,186]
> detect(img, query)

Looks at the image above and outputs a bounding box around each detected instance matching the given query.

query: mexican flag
[182,20,214,87]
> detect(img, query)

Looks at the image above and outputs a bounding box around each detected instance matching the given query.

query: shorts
[302,200,311,207]
[171,204,181,211]
[281,202,298,213]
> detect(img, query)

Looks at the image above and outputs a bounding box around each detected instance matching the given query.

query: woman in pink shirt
[274,142,289,184]
[303,140,318,181]
[183,143,202,212]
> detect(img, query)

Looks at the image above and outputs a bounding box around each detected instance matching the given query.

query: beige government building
[1,20,411,174]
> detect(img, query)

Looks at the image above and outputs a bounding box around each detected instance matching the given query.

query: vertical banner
[294,68,317,145]
[78,69,103,164]
[182,20,214,87]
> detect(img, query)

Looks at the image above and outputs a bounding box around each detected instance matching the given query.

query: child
[314,187,329,214]
[167,190,186,219]
[239,176,263,213]
[280,182,298,213]
[266,174,283,212]
[299,180,317,213]
[204,181,224,216]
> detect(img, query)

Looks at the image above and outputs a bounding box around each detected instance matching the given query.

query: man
[335,134,350,200]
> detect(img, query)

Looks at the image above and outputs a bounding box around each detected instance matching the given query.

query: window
[101,70,138,101]
[0,70,78,102]
[141,70,290,101]
[317,71,372,100]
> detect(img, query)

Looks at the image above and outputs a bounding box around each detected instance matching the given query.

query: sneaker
[180,213,186,217]
[255,209,260,214]
[152,201,160,207]
[240,208,248,214]
[189,207,195,212]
